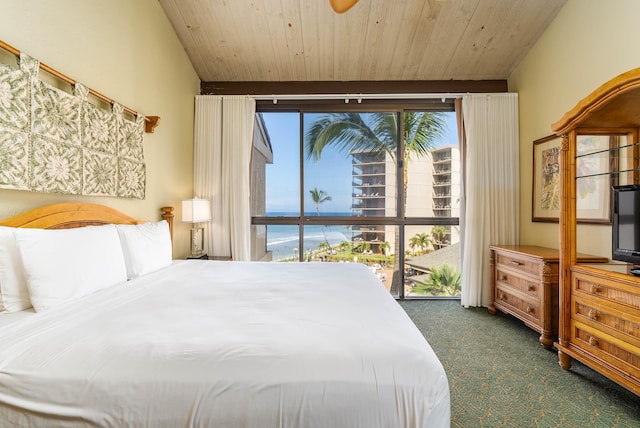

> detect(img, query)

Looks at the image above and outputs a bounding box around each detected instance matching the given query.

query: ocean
[265,212,352,260]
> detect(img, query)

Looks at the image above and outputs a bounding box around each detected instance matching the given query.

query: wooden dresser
[488,245,607,349]
[565,265,640,394]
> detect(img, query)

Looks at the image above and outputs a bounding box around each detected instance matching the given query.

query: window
[251,101,460,298]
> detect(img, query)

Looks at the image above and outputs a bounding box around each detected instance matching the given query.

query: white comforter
[0,261,450,427]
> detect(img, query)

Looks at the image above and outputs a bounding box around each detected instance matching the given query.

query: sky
[262,111,458,214]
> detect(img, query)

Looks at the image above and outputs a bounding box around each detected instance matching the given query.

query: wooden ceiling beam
[201,80,508,96]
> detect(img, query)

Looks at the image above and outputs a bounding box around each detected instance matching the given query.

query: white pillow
[0,226,31,312]
[115,221,172,279]
[14,224,127,312]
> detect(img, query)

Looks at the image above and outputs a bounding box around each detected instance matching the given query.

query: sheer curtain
[193,95,256,261]
[460,93,520,307]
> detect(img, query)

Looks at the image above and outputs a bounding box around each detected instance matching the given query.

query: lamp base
[190,226,205,258]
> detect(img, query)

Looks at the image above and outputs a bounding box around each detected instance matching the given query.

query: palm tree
[409,232,432,255]
[309,187,332,248]
[305,112,446,295]
[431,225,447,250]
[353,240,371,254]
[310,187,332,213]
[338,240,352,253]
[426,264,461,296]
[409,235,420,255]
[411,264,461,296]
[379,240,391,256]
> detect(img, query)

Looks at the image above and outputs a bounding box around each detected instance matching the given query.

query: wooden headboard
[0,203,174,244]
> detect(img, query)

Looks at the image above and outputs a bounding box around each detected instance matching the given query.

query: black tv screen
[612,184,640,265]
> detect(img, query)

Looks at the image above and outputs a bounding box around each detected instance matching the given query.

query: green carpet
[399,300,640,428]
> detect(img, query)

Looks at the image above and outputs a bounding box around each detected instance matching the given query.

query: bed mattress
[0,261,450,427]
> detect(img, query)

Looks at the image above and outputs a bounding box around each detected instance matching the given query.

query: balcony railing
[352,172,386,177]
[433,157,451,164]
[352,160,386,166]
[353,192,384,198]
[352,227,385,233]
[352,182,385,187]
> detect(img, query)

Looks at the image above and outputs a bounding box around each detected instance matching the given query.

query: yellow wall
[509,0,640,257]
[0,0,200,258]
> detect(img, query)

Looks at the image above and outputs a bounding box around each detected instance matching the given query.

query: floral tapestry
[0,53,145,199]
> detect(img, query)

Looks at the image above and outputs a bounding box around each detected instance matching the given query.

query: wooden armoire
[551,68,640,396]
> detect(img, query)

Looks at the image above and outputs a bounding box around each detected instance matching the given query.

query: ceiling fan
[329,0,359,13]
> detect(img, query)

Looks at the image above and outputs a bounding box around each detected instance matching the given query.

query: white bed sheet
[0,261,450,427]
[0,307,35,328]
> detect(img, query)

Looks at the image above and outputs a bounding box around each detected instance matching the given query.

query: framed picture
[532,135,562,222]
[532,134,612,224]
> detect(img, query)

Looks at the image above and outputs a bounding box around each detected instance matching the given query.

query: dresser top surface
[490,245,608,263]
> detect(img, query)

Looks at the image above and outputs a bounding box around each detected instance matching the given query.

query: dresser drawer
[574,275,640,309]
[573,300,640,345]
[495,284,541,325]
[571,320,640,380]
[495,252,541,277]
[495,268,541,298]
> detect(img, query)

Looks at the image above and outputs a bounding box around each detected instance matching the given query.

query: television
[612,184,640,272]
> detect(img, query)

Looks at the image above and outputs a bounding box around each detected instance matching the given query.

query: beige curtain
[459,93,520,307]
[193,95,256,261]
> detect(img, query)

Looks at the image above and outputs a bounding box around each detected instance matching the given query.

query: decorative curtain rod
[0,40,160,133]
[252,92,467,104]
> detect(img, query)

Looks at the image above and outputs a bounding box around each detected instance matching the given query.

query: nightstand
[187,254,209,260]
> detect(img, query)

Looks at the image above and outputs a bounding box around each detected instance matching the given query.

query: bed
[0,203,450,427]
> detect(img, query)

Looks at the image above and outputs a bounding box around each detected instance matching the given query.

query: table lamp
[182,198,211,257]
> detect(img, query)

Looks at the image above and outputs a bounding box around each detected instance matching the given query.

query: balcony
[352,182,386,188]
[433,157,451,164]
[353,192,384,199]
[433,170,451,176]
[352,226,385,233]
[352,172,386,178]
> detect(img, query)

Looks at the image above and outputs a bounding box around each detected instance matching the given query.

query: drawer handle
[588,336,599,347]
[500,274,507,281]
[588,309,598,320]
[499,292,507,300]
[526,305,534,314]
[510,260,523,266]
[590,285,600,294]
[527,284,535,292]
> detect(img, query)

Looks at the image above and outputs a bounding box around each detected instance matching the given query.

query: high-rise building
[350,146,460,254]
[431,146,461,247]
[350,150,394,253]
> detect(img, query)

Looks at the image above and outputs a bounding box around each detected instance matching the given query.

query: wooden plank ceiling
[159,0,566,83]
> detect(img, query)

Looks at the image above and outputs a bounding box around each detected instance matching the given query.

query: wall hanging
[0,40,159,199]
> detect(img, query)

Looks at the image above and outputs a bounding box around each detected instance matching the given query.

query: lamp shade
[182,198,211,223]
